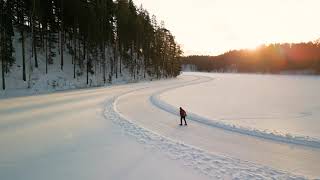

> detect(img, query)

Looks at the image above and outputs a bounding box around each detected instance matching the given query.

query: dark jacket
[180,108,186,117]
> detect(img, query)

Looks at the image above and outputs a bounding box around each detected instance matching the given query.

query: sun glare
[134,0,320,55]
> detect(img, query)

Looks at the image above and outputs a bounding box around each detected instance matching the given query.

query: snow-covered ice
[115,74,320,178]
[159,72,320,145]
[1,72,319,179]
[0,82,211,180]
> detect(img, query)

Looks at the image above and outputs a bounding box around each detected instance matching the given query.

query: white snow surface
[1,72,319,179]
[161,73,320,140]
[115,74,320,179]
[0,82,211,180]
[151,75,320,149]
[111,79,306,179]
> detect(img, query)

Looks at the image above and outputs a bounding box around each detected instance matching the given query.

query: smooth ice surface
[161,72,320,139]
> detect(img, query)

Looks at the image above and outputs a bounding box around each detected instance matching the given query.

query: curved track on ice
[114,74,320,179]
[0,81,212,180]
[151,77,320,149]
[1,74,319,179]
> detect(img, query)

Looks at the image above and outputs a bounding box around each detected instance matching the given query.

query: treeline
[182,42,320,74]
[0,0,182,90]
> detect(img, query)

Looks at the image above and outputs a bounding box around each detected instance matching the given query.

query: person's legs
[183,117,187,125]
[180,116,183,125]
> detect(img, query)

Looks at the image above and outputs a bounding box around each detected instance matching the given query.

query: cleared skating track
[115,74,320,179]
[1,74,319,179]
[0,78,212,180]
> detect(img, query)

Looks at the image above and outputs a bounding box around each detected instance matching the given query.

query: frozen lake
[160,72,320,139]
[1,74,319,179]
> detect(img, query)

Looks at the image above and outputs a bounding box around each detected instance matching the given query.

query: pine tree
[15,0,27,81]
[29,0,38,68]
[0,0,5,89]
[60,0,64,70]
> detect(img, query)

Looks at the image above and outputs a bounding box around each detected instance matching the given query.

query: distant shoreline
[182,70,320,76]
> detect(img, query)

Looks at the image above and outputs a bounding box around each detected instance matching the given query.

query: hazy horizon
[134,0,320,56]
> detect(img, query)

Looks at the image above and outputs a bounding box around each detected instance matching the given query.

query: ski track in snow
[150,76,320,149]
[103,77,306,180]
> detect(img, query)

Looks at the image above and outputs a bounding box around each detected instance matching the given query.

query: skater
[179,107,187,126]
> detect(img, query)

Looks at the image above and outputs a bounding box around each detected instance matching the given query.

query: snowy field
[1,73,319,179]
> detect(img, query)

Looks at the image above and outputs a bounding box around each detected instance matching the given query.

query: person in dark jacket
[179,107,187,126]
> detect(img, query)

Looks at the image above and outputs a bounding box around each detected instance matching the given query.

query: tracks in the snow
[104,75,306,179]
[150,76,320,149]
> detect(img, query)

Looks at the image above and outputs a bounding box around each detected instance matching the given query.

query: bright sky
[133,0,320,56]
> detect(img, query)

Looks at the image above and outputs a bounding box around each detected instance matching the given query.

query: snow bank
[104,86,306,179]
[150,76,320,149]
